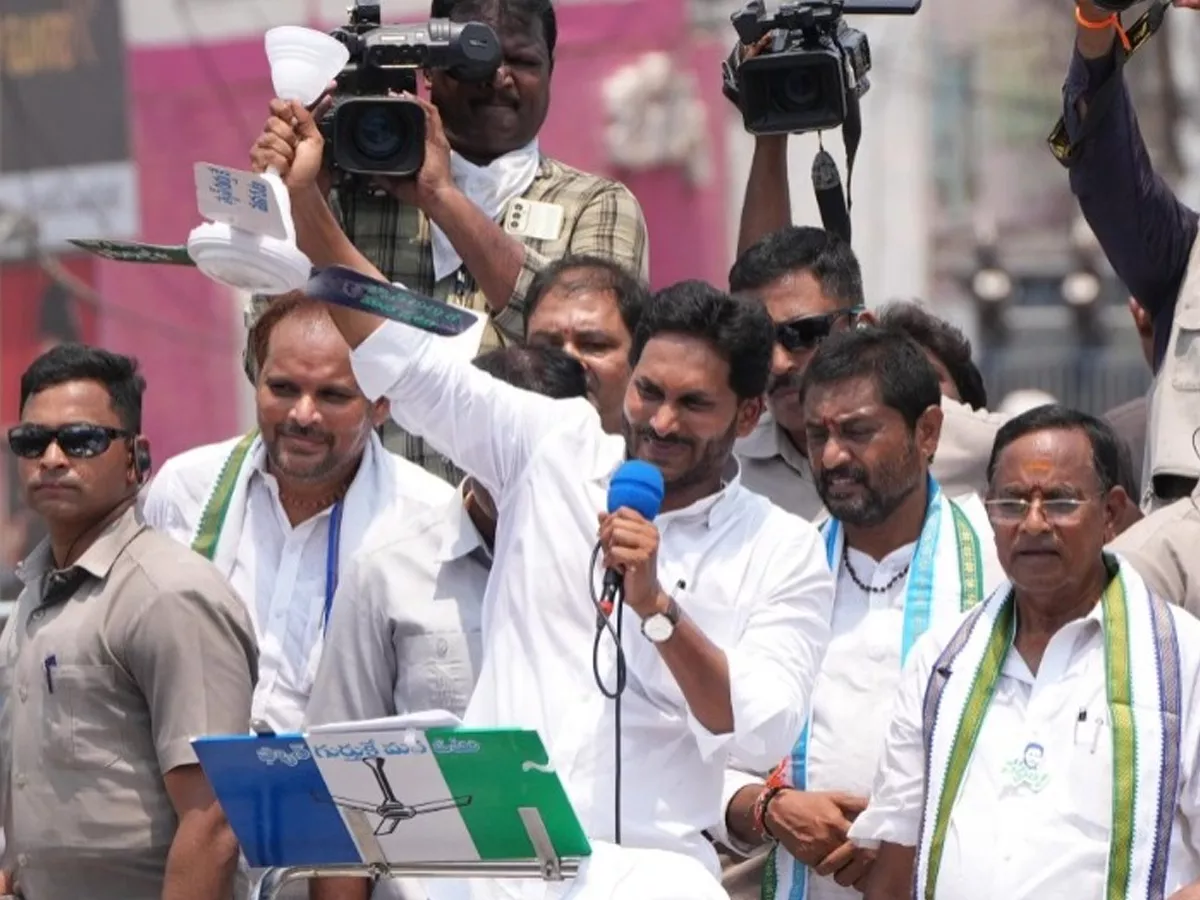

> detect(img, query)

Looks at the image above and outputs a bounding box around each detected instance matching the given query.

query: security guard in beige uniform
[1110,480,1200,616]
[0,345,257,900]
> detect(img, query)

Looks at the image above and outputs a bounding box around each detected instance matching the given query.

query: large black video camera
[321,2,502,181]
[727,0,919,136]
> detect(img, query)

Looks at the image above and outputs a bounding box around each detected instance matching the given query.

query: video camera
[727,0,920,136]
[321,2,502,181]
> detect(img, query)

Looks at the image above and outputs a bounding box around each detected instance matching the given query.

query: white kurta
[142,432,453,732]
[350,321,835,899]
[716,501,1004,900]
[850,599,1200,899]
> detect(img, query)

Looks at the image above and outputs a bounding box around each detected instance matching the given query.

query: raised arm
[738,135,793,259]
[1064,2,1199,357]
[254,99,591,499]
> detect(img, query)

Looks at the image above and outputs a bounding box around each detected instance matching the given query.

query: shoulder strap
[191,430,259,561]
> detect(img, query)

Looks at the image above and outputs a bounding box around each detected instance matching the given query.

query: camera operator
[1060,0,1200,509]
[251,0,648,482]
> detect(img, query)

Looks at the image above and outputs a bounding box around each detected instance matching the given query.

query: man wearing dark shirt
[1062,0,1200,505]
[1063,0,1199,371]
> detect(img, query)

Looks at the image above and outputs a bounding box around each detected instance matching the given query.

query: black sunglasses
[7,423,132,460]
[775,307,864,352]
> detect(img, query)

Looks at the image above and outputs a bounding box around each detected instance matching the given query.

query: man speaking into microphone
[255,97,834,900]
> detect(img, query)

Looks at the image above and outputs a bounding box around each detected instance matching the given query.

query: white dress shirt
[307,493,492,900]
[717,517,1003,900]
[350,321,835,884]
[143,434,453,732]
[307,492,491,727]
[849,601,1200,899]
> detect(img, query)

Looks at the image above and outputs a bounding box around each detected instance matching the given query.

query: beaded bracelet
[753,785,790,841]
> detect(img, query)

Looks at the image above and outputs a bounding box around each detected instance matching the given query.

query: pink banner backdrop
[97,0,729,459]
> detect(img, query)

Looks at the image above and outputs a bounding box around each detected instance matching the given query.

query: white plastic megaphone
[187,27,349,294]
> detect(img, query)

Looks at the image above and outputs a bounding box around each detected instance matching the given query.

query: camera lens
[778,70,821,111]
[351,107,406,161]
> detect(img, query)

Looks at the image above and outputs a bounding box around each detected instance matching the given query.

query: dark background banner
[0,0,129,173]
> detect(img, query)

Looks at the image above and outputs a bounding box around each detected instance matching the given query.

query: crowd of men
[3,0,1200,899]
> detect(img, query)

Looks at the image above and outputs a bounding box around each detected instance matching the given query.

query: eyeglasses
[775,308,863,352]
[7,423,132,460]
[984,497,1089,523]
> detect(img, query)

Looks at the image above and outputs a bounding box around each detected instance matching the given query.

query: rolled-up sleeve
[691,524,832,768]
[848,632,938,849]
[710,764,767,855]
[1063,46,1198,368]
[122,581,258,773]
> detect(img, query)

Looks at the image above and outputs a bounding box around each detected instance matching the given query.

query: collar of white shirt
[438,490,489,564]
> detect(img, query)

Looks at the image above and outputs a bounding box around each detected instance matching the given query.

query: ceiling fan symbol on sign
[326,756,473,837]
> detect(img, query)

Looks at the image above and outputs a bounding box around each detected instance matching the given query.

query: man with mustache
[728,229,1006,521]
[853,406,1200,900]
[262,92,837,899]
[142,295,452,735]
[1,344,255,900]
[249,0,647,483]
[524,254,649,435]
[713,328,1004,900]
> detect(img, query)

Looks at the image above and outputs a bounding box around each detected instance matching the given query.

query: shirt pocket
[394,632,482,719]
[1169,303,1200,391]
[43,664,127,770]
[1062,706,1119,842]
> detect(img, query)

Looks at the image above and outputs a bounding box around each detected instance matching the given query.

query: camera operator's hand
[373,92,454,212]
[249,98,330,192]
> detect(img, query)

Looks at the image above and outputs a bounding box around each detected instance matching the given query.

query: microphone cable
[588,540,627,845]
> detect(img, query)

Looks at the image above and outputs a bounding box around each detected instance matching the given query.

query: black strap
[811,91,861,245]
[1047,0,1171,167]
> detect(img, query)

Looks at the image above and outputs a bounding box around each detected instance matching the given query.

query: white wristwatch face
[641,612,675,643]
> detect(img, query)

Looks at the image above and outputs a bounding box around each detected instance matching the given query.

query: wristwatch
[641,595,682,644]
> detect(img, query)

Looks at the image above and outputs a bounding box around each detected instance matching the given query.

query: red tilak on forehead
[1023,458,1055,477]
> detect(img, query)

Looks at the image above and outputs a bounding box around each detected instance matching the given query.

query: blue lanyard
[322,500,344,635]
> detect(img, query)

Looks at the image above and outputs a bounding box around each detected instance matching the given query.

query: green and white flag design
[307,724,591,864]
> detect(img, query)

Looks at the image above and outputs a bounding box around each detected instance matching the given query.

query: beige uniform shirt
[1110,484,1200,616]
[0,506,257,900]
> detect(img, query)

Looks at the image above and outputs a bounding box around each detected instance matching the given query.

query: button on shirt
[850,600,1200,899]
[0,506,257,900]
[233,464,339,731]
[350,321,835,874]
[144,435,453,734]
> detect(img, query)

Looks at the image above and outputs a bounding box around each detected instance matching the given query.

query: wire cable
[588,540,626,845]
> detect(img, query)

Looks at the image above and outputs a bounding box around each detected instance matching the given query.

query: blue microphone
[600,461,665,611]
